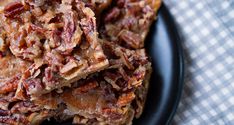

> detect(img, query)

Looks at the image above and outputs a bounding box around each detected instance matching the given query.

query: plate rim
[160,3,185,125]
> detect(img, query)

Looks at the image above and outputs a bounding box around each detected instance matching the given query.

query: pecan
[120,16,138,30]
[0,76,20,94]
[73,81,98,94]
[118,67,129,82]
[133,66,147,81]
[117,92,135,107]
[120,51,134,69]
[104,7,120,22]
[42,67,60,90]
[132,49,149,66]
[4,2,25,18]
[119,30,142,49]
[80,17,97,49]
[37,9,56,23]
[14,82,28,100]
[0,99,9,110]
[57,12,79,54]
[11,29,27,48]
[23,78,44,95]
[49,30,62,48]
[60,59,78,74]
[0,115,29,125]
[102,108,122,120]
[113,47,134,69]
[44,67,54,82]
[0,109,9,116]
[9,28,43,61]
[11,101,40,113]
[44,50,64,67]
[63,13,76,41]
[104,71,121,90]
[29,24,47,35]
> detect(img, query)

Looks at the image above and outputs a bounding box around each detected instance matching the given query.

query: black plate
[133,4,184,125]
[42,3,184,125]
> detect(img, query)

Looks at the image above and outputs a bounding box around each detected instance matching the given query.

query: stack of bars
[0,0,161,125]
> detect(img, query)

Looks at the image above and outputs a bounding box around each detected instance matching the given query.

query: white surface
[164,0,234,124]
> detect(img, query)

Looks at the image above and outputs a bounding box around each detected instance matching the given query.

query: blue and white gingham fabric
[163,0,234,125]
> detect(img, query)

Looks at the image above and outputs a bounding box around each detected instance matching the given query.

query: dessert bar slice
[100,0,161,49]
[36,40,151,125]
[0,0,109,98]
[0,40,151,125]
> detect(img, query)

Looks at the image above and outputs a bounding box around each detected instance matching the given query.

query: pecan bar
[100,0,161,49]
[0,41,152,125]
[0,0,161,125]
[32,41,152,125]
[0,0,109,97]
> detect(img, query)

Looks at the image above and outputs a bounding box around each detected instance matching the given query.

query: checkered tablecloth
[163,0,234,125]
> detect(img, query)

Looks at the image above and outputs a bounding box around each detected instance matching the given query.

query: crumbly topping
[0,0,108,98]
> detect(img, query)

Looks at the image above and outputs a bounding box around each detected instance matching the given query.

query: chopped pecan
[102,108,123,120]
[132,49,149,66]
[42,67,59,90]
[23,78,44,95]
[0,115,29,125]
[133,66,147,81]
[60,59,78,74]
[80,17,97,49]
[117,92,135,107]
[104,7,120,22]
[48,30,62,48]
[4,2,25,18]
[44,50,64,68]
[0,99,9,110]
[57,11,79,54]
[73,81,98,94]
[0,109,9,116]
[120,51,134,70]
[0,76,20,94]
[120,16,138,30]
[14,82,28,100]
[11,101,40,113]
[29,24,47,35]
[103,71,121,90]
[118,67,129,82]
[37,9,56,23]
[119,30,142,49]
[9,28,43,61]
[71,25,83,46]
